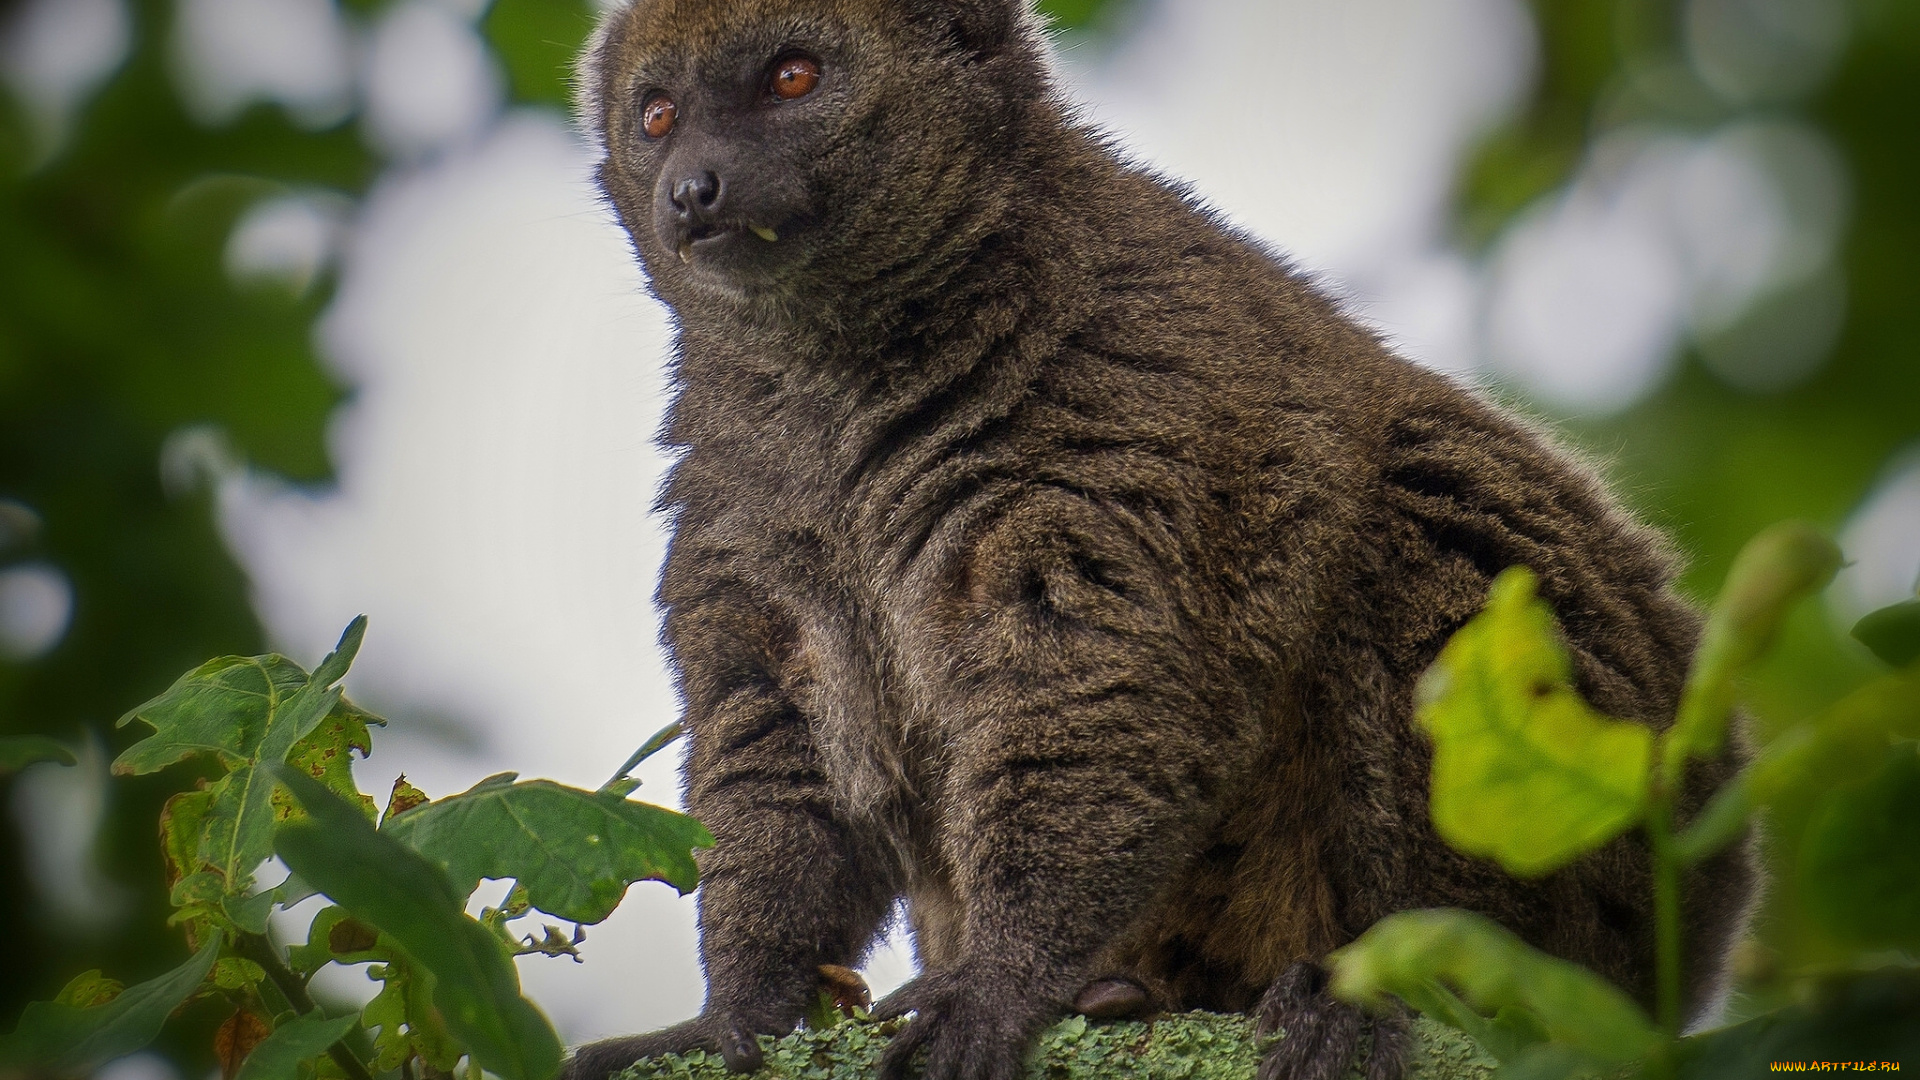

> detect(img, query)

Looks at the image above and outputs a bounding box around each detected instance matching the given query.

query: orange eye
[641,92,676,139]
[771,55,821,100]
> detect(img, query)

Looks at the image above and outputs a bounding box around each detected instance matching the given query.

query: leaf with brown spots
[215,1009,271,1080]
[382,774,430,825]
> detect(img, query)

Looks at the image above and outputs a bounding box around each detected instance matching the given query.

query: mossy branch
[611,1012,1498,1080]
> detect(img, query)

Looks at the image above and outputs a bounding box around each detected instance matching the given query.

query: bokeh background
[2,0,1915,1074]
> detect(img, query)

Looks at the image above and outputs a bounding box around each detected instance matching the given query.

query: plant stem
[1648,799,1682,1037]
[235,932,378,1080]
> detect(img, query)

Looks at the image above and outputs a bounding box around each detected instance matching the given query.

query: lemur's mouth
[677,222,781,264]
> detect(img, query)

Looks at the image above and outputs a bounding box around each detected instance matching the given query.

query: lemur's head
[580,0,1053,309]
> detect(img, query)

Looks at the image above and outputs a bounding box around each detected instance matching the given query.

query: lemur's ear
[900,0,1025,64]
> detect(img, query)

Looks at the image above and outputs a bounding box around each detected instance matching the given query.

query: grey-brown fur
[566,2,1754,1079]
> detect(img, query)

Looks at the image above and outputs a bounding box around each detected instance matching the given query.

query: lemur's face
[586,0,1031,304]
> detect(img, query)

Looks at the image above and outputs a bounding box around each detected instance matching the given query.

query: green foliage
[1,620,709,1080]
[0,734,75,772]
[0,932,221,1074]
[232,1013,360,1080]
[1331,525,1920,1074]
[1797,744,1920,951]
[276,768,564,1080]
[1414,568,1651,876]
[1665,523,1842,777]
[1330,910,1658,1069]
[0,0,611,1047]
[382,772,712,923]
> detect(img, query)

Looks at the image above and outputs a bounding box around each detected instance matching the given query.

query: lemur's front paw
[562,1011,776,1080]
[873,967,1059,1080]
[1255,962,1409,1080]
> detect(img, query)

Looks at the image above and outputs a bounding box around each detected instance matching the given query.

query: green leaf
[277,697,383,824]
[1853,598,1920,669]
[1414,568,1652,876]
[223,890,278,935]
[52,971,124,1009]
[273,767,563,1080]
[1327,909,1660,1065]
[0,735,76,772]
[233,1012,360,1080]
[210,956,267,991]
[288,905,379,978]
[0,931,222,1072]
[382,772,713,924]
[362,944,462,1073]
[1680,665,1920,863]
[1666,522,1841,779]
[161,788,216,891]
[309,616,366,688]
[113,654,312,775]
[1799,745,1920,951]
[197,684,342,894]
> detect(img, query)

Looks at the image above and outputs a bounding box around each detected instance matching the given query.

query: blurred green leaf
[0,734,75,772]
[484,0,599,106]
[1414,568,1652,876]
[1328,909,1660,1065]
[1799,745,1920,951]
[382,771,713,924]
[53,971,125,1009]
[0,931,221,1073]
[1677,665,1920,862]
[1667,523,1841,777]
[232,1012,359,1080]
[1852,599,1920,669]
[273,768,563,1080]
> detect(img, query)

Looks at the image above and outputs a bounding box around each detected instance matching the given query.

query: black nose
[670,171,723,222]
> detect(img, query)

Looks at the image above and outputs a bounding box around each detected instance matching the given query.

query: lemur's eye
[770,55,821,100]
[641,92,676,139]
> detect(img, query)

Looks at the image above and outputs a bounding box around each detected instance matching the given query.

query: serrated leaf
[113,654,311,775]
[1800,746,1920,951]
[289,906,363,978]
[277,699,383,825]
[196,685,342,895]
[1414,569,1652,876]
[1327,909,1659,1064]
[1854,599,1920,669]
[0,932,222,1072]
[360,946,460,1074]
[274,768,563,1080]
[161,787,217,891]
[382,772,713,924]
[233,1012,360,1080]
[0,735,76,773]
